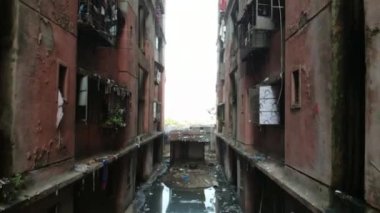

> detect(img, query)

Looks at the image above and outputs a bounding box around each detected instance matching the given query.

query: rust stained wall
[20,0,77,34]
[219,2,284,159]
[285,1,333,185]
[10,0,77,174]
[143,43,156,134]
[75,0,163,155]
[254,32,283,158]
[15,186,74,213]
[217,5,239,138]
[222,34,235,138]
[242,31,284,158]
[118,0,140,146]
[76,1,138,155]
[113,154,137,212]
[76,43,121,157]
[285,0,331,38]
[364,0,380,209]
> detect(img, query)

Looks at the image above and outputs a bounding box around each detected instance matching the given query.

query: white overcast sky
[164,0,218,124]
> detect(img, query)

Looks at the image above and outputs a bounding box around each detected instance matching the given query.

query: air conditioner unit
[247,29,271,49]
[254,0,275,30]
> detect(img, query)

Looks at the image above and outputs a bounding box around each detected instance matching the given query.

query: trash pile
[162,162,218,189]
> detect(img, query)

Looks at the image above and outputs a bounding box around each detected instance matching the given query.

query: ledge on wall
[0,132,164,212]
[215,132,377,212]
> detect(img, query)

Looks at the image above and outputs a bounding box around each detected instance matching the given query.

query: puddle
[133,163,242,213]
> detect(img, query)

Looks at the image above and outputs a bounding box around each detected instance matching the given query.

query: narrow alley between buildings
[1,0,380,213]
[124,128,242,213]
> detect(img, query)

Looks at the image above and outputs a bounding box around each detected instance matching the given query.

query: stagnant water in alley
[127,160,242,213]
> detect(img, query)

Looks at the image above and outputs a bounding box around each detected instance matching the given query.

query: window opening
[58,64,67,100]
[291,70,301,109]
[257,0,272,17]
[77,74,89,122]
[138,6,147,50]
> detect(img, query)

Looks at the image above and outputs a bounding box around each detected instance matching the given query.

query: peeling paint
[39,18,55,52]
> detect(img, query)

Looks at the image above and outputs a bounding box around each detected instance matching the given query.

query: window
[138,68,147,134]
[153,102,161,122]
[219,49,225,63]
[76,75,88,121]
[155,37,162,51]
[291,70,301,109]
[217,104,225,122]
[47,204,60,213]
[138,6,147,50]
[58,64,67,100]
[57,64,67,128]
[155,37,163,63]
[138,68,147,100]
[257,0,272,17]
[154,67,161,85]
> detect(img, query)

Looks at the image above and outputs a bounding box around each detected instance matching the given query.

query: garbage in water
[128,161,242,213]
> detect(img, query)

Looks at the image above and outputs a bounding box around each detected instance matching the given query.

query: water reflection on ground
[133,163,241,213]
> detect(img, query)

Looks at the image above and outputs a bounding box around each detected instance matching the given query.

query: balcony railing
[78,0,119,45]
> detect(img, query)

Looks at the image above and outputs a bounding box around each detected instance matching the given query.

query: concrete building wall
[285,1,333,186]
[118,0,140,145]
[217,0,373,211]
[18,186,74,213]
[0,0,77,176]
[364,0,380,209]
[0,0,165,212]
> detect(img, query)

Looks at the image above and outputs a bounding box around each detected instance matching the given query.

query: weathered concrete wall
[217,0,284,160]
[73,166,119,213]
[136,145,150,185]
[76,0,164,154]
[171,142,205,162]
[119,0,139,143]
[244,32,284,158]
[143,143,154,179]
[285,1,333,185]
[365,0,380,209]
[113,153,138,213]
[15,186,74,213]
[221,6,237,138]
[1,0,78,175]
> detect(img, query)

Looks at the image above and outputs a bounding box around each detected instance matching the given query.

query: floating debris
[132,160,242,213]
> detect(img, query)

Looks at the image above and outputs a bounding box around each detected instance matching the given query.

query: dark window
[47,204,59,213]
[76,74,88,122]
[217,104,225,122]
[58,64,67,99]
[258,0,272,17]
[138,68,147,134]
[291,70,301,109]
[138,6,147,50]
[153,101,161,122]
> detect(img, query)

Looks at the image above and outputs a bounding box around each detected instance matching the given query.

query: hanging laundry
[56,90,64,128]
